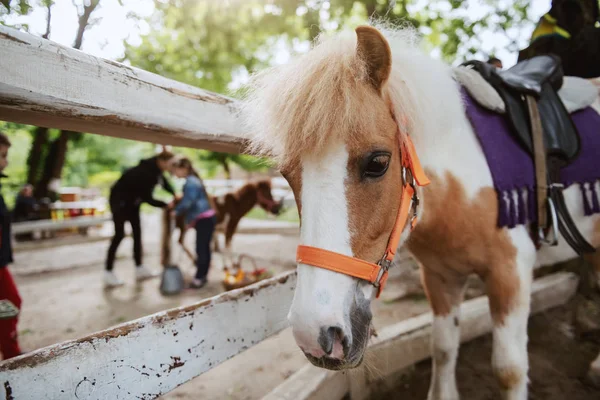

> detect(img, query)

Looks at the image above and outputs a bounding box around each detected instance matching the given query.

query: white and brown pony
[242,25,600,399]
[212,179,283,250]
[174,179,282,262]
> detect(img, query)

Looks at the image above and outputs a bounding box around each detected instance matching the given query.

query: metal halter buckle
[374,258,392,288]
[401,166,416,188]
[402,166,420,227]
[410,191,420,226]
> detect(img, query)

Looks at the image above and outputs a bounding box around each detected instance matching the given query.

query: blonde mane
[241,25,460,165]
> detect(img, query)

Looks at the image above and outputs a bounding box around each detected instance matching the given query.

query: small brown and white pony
[174,179,282,262]
[242,25,600,399]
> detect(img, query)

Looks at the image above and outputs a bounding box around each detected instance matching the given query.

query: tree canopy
[125,0,535,94]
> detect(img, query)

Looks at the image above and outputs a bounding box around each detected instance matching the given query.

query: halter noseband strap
[256,190,277,213]
[296,135,430,298]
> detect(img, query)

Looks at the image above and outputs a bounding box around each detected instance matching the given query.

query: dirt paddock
[371,302,600,400]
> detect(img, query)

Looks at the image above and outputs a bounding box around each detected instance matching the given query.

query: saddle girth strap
[547,158,596,255]
[526,95,548,231]
[527,95,595,254]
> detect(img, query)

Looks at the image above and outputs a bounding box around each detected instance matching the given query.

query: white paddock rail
[0,26,246,153]
[11,215,111,234]
[264,272,579,400]
[0,272,296,400]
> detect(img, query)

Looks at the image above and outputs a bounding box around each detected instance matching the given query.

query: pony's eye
[362,153,390,178]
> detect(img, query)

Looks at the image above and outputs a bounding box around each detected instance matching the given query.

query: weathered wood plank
[263,272,579,400]
[0,271,297,400]
[0,27,246,154]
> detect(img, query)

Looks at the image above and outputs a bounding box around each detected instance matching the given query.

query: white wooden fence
[0,24,299,399]
[0,25,582,400]
[264,272,579,400]
[11,215,111,235]
[0,26,245,153]
[0,272,296,400]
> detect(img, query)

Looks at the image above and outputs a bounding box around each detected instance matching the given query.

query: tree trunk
[34,131,75,199]
[35,138,58,199]
[26,1,52,195]
[42,0,52,39]
[51,130,73,179]
[45,0,100,192]
[27,127,48,186]
[222,159,231,180]
[73,0,100,50]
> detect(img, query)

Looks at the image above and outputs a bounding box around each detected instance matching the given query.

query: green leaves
[125,0,304,95]
[0,0,32,31]
[0,0,32,15]
[122,0,537,175]
[124,0,302,174]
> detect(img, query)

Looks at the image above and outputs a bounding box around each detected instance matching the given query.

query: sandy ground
[8,213,429,400]
[372,302,600,400]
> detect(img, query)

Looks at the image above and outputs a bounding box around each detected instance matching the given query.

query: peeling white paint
[0,272,296,400]
[0,26,245,153]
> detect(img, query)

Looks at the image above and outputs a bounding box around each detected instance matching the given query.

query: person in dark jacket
[171,157,216,289]
[0,132,23,360]
[13,184,38,241]
[13,184,37,222]
[104,151,177,287]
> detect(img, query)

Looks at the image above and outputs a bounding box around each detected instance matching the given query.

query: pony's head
[254,179,283,215]
[243,26,421,370]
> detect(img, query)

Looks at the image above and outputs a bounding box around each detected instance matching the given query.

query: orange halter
[296,134,430,298]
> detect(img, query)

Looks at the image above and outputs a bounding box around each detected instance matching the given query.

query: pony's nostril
[318,326,344,356]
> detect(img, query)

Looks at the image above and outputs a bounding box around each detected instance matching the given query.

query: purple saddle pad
[461,87,600,228]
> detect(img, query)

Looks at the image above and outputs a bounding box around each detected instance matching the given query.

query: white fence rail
[0,271,296,400]
[0,26,246,153]
[11,215,111,234]
[264,272,579,400]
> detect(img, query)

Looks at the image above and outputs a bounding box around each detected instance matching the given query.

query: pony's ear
[355,26,392,93]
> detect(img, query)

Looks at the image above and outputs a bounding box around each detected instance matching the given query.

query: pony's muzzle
[318,326,349,359]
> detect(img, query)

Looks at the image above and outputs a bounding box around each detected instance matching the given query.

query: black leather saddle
[462,55,594,255]
[463,55,580,164]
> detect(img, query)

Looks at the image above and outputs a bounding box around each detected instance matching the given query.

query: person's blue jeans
[194,216,216,280]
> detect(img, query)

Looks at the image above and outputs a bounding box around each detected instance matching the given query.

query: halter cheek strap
[296,135,430,298]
